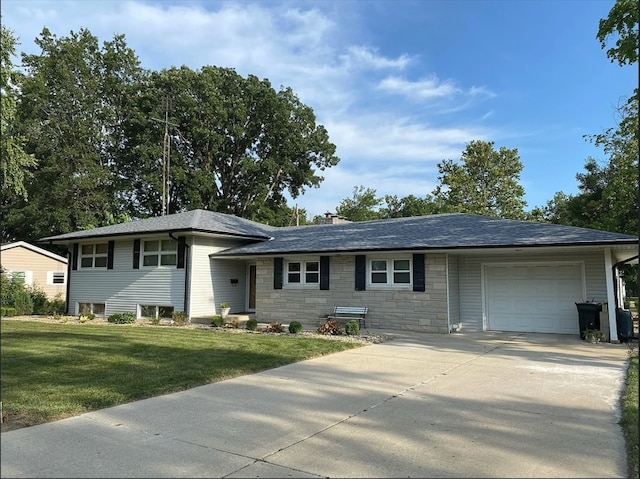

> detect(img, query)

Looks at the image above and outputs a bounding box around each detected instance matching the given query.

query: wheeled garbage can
[575,302,602,340]
[616,309,634,343]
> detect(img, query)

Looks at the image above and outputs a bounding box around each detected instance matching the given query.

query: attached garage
[485,262,585,334]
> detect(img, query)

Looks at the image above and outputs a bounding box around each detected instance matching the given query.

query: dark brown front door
[248,264,256,310]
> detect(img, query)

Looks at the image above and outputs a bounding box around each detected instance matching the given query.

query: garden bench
[326,306,368,329]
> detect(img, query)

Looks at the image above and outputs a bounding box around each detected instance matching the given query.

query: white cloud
[378,75,460,99]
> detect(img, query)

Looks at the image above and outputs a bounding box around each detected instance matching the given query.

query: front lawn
[0,319,363,429]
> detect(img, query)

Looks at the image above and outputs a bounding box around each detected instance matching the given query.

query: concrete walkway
[0,331,633,478]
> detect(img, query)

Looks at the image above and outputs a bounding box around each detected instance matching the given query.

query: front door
[248,264,256,311]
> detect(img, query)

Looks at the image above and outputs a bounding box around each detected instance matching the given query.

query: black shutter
[413,253,425,292]
[355,255,366,291]
[274,257,283,289]
[107,241,115,270]
[133,239,140,269]
[72,243,78,270]
[320,256,330,290]
[177,237,186,269]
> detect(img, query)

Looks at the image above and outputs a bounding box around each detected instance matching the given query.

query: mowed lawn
[0,319,363,429]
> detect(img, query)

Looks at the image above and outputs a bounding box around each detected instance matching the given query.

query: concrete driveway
[0,331,632,478]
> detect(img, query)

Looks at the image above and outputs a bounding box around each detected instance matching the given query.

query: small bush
[211,315,224,327]
[246,318,258,331]
[29,285,49,314]
[46,294,66,315]
[12,288,33,315]
[318,319,342,335]
[172,311,189,326]
[288,321,303,334]
[107,312,136,324]
[1,307,17,317]
[265,321,284,333]
[345,320,359,336]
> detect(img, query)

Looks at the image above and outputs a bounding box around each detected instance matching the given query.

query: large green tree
[335,186,384,222]
[597,0,639,66]
[432,140,527,219]
[2,28,142,243]
[118,66,338,225]
[0,25,37,200]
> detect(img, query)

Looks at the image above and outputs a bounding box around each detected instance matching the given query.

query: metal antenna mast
[151,95,177,216]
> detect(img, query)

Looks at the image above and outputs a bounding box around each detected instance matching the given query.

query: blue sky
[2,0,635,219]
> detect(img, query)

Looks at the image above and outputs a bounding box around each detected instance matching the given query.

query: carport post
[604,249,618,343]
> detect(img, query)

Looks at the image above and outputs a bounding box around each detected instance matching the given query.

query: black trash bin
[616,308,634,343]
[575,302,602,340]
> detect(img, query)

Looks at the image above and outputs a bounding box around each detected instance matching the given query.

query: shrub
[211,315,224,327]
[265,321,284,333]
[288,321,303,334]
[345,320,360,336]
[246,318,258,331]
[172,311,189,326]
[29,285,49,314]
[318,319,342,335]
[107,312,136,324]
[1,307,17,317]
[12,287,33,315]
[46,294,66,315]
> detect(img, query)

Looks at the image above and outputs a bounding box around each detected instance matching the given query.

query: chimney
[323,212,351,224]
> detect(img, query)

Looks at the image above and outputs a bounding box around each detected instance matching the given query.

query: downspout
[169,232,190,316]
[64,246,71,315]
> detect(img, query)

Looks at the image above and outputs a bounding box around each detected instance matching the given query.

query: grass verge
[1,319,362,429]
[620,342,639,479]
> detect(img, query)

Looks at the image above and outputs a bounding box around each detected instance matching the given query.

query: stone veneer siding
[254,254,449,333]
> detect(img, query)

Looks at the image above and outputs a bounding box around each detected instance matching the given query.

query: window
[47,271,66,285]
[142,240,177,267]
[286,261,319,285]
[6,271,32,285]
[79,302,106,317]
[369,258,412,287]
[80,243,108,268]
[139,304,174,319]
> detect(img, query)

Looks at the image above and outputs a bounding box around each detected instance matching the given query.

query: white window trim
[47,271,66,286]
[77,302,106,317]
[80,243,108,269]
[284,258,320,288]
[140,239,178,269]
[138,304,175,319]
[6,270,33,285]
[367,257,413,289]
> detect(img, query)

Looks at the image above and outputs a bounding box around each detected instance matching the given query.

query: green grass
[620,343,639,479]
[0,320,362,427]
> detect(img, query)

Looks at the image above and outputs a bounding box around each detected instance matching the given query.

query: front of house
[40,209,638,341]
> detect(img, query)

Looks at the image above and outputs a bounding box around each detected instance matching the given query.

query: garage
[485,263,585,334]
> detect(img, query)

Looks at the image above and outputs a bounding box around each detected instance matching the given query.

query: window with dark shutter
[274,257,283,289]
[133,239,140,269]
[355,255,366,291]
[177,237,186,269]
[72,243,78,271]
[107,241,115,270]
[413,253,425,292]
[320,256,330,290]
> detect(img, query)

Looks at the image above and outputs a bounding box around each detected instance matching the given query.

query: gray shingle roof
[40,209,276,242]
[214,213,638,256]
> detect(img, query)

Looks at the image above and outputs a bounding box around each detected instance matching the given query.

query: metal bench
[327,306,368,329]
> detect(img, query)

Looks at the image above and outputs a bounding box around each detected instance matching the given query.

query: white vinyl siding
[188,236,248,318]
[68,239,185,318]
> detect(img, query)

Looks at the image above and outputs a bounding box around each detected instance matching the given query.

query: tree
[0,25,37,200]
[380,194,448,218]
[1,28,143,243]
[597,0,639,66]
[335,186,384,221]
[118,66,339,223]
[432,140,527,219]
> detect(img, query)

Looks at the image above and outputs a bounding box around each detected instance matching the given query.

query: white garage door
[485,263,584,334]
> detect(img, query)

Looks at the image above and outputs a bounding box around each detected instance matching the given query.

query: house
[0,241,68,299]
[40,209,638,340]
